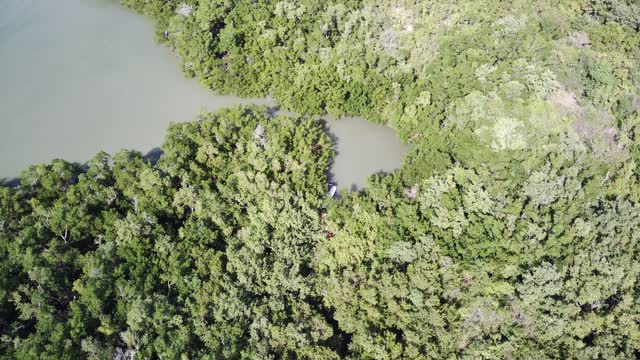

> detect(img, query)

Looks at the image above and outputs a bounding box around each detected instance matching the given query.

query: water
[0,0,407,189]
[323,117,407,191]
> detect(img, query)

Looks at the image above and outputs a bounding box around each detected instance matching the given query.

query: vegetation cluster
[2,0,640,358]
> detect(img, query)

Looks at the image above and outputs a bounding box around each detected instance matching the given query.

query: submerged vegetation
[2,0,640,358]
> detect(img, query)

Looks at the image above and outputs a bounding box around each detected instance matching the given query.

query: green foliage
[2,0,640,358]
[0,107,337,358]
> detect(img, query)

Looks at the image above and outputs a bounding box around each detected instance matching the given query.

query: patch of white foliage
[176,3,194,17]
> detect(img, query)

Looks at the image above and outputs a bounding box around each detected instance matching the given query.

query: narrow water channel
[0,0,407,189]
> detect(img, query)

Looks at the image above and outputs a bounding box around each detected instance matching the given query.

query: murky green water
[0,0,407,189]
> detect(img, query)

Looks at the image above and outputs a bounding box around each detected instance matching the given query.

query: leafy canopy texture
[2,0,640,358]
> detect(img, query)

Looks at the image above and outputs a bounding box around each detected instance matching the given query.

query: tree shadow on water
[266,106,280,117]
[0,177,20,188]
[143,147,164,165]
[318,117,344,199]
[318,118,340,158]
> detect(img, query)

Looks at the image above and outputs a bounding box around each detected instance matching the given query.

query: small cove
[0,0,407,189]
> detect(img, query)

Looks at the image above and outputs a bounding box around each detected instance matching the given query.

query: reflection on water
[0,0,407,189]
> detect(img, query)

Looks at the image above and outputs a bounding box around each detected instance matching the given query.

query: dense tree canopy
[2,0,640,358]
